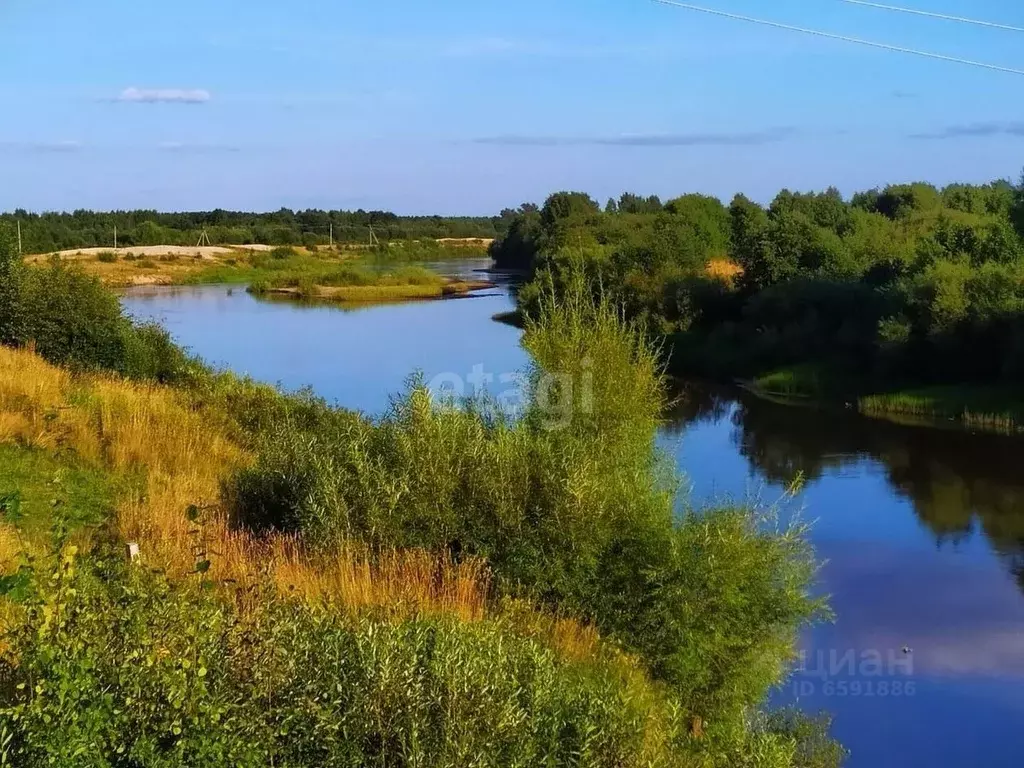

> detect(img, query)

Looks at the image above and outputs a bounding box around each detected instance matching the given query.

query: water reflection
[666,382,1024,594]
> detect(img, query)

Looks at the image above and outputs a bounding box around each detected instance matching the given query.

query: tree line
[493,178,1024,397]
[1,208,512,254]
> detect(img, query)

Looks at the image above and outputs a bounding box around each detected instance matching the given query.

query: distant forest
[1,209,513,254]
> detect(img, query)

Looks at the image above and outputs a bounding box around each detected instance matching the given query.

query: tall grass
[0,346,610,651]
[0,550,685,768]
[0,352,703,766]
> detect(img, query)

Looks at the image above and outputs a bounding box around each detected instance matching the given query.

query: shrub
[13,259,186,382]
[228,275,825,732]
[96,251,118,263]
[19,258,131,371]
[270,246,297,260]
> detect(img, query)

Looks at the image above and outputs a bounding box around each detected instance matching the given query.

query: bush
[19,258,131,371]
[96,251,118,263]
[228,276,825,733]
[270,246,297,260]
[14,259,187,382]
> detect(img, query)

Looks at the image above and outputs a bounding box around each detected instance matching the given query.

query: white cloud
[118,87,211,104]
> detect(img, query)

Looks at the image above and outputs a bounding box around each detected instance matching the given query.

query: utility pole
[114,225,118,251]
[16,220,22,255]
[329,223,333,248]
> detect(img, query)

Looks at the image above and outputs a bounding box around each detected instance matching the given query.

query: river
[122,259,1024,768]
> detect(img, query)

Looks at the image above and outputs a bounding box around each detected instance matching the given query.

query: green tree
[0,224,24,345]
[730,195,786,290]
[874,182,941,220]
[1012,172,1024,241]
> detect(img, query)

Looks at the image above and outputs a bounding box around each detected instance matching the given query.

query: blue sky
[1,0,1022,213]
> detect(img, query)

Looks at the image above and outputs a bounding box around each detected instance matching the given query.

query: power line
[651,0,1024,76]
[837,0,1024,34]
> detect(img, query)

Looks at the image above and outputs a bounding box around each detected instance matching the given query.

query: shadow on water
[666,381,1024,595]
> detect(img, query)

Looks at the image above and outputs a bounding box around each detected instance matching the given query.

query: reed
[859,385,1024,435]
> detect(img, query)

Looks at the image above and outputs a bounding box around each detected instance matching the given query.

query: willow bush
[228,274,829,748]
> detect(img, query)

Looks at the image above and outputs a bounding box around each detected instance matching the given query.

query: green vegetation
[247,263,491,303]
[859,384,1023,433]
[27,241,494,290]
[366,239,491,261]
[495,178,1024,431]
[0,547,684,768]
[4,208,507,253]
[185,249,359,287]
[0,223,840,766]
[0,244,188,381]
[0,447,118,536]
[229,277,829,740]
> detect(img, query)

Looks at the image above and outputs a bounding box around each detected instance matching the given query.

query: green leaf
[0,492,23,523]
[0,570,32,603]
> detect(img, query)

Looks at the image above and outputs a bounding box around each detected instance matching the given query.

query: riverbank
[25,240,492,288]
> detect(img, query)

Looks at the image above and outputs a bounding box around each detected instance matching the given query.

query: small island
[248,263,495,303]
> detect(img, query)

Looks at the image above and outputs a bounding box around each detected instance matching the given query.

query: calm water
[123,260,1024,768]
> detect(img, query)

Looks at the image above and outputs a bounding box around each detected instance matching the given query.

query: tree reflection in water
[664,381,1024,593]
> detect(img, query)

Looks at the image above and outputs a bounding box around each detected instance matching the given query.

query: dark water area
[122,260,1024,768]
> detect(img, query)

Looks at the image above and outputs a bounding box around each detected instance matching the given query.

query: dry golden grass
[271,539,490,622]
[0,524,21,575]
[24,252,221,287]
[0,347,602,659]
[0,346,492,619]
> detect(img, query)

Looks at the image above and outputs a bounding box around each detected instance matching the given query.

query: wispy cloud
[0,140,83,153]
[909,121,1024,140]
[157,141,239,153]
[117,87,211,104]
[891,90,918,100]
[474,128,798,148]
